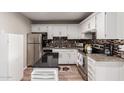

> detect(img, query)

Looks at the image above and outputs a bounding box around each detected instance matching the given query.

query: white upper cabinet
[32,24,80,39]
[80,22,92,39]
[32,25,40,32]
[96,12,124,39]
[96,12,106,39]
[80,13,96,39]
[80,13,96,33]
[39,24,48,32]
[67,24,80,39]
[115,13,124,39]
[89,15,96,30]
[80,12,124,39]
[52,24,67,37]
[32,24,48,32]
[32,24,68,39]
[47,25,53,39]
[105,12,117,39]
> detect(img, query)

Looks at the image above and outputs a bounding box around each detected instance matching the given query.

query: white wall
[0,12,31,69]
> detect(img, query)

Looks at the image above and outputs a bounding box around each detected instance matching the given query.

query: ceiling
[21,12,92,23]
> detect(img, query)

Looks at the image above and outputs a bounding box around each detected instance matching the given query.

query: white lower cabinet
[88,57,124,81]
[52,49,77,64]
[59,51,68,64]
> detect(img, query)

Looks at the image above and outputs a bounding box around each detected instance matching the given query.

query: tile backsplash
[45,37,92,48]
[92,39,124,58]
[45,38,92,48]
[44,37,124,58]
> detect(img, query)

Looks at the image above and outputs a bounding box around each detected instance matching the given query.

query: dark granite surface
[32,53,59,68]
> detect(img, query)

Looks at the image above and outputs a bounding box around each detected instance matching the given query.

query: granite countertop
[32,53,58,68]
[87,54,124,62]
[43,47,83,50]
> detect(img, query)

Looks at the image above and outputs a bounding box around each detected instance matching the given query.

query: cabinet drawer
[88,62,95,70]
[88,74,95,81]
[88,70,95,79]
[88,57,95,64]
[88,64,95,74]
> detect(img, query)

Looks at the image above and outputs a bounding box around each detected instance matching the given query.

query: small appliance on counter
[76,43,83,47]
[118,45,124,58]
[120,52,124,59]
[104,44,113,56]
[92,44,104,54]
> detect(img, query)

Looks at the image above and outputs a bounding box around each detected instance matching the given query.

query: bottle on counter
[85,44,92,54]
[87,45,92,54]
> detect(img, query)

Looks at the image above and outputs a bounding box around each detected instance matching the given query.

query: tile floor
[59,65,83,81]
[22,65,84,81]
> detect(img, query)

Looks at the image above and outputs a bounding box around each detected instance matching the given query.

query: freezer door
[34,34,42,44]
[27,34,34,43]
[27,33,42,44]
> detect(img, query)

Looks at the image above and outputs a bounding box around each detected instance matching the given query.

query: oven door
[78,53,83,66]
[77,53,88,80]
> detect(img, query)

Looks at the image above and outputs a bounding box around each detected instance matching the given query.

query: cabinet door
[32,25,40,32]
[59,25,67,36]
[80,22,92,39]
[64,52,69,64]
[39,24,48,32]
[48,25,53,39]
[96,12,124,39]
[58,52,63,64]
[67,24,79,39]
[59,52,68,64]
[90,16,96,30]
[87,57,96,81]
[52,24,67,37]
[80,23,86,39]
[32,25,48,32]
[105,12,117,39]
[120,62,124,80]
[68,52,76,64]
[116,13,124,39]
[96,12,106,39]
[52,25,60,36]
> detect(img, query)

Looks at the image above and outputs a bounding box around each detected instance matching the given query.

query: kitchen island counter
[32,53,59,68]
[31,53,59,81]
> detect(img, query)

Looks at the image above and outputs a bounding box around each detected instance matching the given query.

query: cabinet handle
[38,27,40,31]
[88,23,90,29]
[59,32,61,35]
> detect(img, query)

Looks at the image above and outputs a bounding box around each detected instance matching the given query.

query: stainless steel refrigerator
[27,33,42,66]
